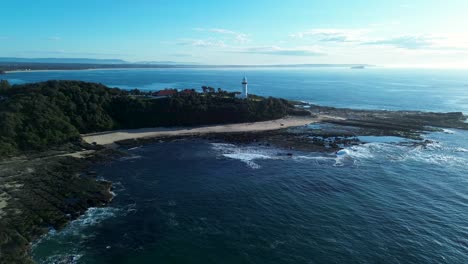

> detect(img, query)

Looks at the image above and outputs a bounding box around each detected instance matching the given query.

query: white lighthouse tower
[241,76,248,99]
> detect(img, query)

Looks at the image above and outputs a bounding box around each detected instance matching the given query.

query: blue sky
[1,0,468,67]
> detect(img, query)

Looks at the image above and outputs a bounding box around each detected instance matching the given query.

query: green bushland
[0,80,306,157]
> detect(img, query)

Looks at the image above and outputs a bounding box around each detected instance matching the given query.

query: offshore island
[0,78,467,263]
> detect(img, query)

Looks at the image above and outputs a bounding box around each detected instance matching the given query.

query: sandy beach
[82,116,319,146]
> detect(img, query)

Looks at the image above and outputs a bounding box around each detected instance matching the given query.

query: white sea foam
[345,143,381,160]
[211,143,280,169]
[40,253,83,264]
[336,149,350,156]
[223,153,272,169]
[111,181,126,193]
[120,155,142,161]
[52,207,120,237]
[294,155,334,161]
[32,207,121,263]
[128,146,141,151]
[211,142,362,168]
[341,140,467,167]
[441,129,456,134]
[455,147,468,153]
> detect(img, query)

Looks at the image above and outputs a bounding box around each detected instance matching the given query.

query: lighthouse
[241,76,248,99]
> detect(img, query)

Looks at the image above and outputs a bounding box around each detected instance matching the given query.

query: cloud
[232,46,326,56]
[362,35,435,49]
[290,29,368,42]
[194,28,250,43]
[290,28,464,51]
[177,39,226,48]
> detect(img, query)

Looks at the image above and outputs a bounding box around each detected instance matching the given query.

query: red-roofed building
[181,89,196,95]
[156,89,178,97]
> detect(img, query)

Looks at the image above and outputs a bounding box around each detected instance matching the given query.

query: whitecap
[455,147,468,153]
[128,146,141,151]
[51,207,121,238]
[344,144,379,160]
[210,143,280,169]
[119,155,142,161]
[294,155,335,161]
[336,149,350,156]
[441,129,456,134]
[41,254,82,264]
[223,153,272,169]
[340,140,466,167]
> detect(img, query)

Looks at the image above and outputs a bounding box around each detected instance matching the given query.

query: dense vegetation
[0,80,305,156]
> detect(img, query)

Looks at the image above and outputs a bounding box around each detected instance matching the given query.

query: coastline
[3,108,467,263]
[82,116,321,146]
[0,148,120,263]
[3,68,136,74]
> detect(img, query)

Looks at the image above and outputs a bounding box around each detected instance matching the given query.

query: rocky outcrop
[0,149,118,264]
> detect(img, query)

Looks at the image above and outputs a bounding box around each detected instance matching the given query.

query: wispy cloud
[291,27,467,52]
[194,28,250,43]
[177,39,226,48]
[290,29,368,43]
[362,35,435,49]
[232,46,326,56]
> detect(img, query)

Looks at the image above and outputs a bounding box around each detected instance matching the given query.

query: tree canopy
[0,80,305,157]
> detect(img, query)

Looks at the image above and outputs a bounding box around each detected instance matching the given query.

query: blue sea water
[4,67,468,113]
[6,68,468,263]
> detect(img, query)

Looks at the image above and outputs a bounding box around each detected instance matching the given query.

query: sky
[1,0,468,67]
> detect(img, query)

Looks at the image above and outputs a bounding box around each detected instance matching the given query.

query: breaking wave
[119,155,142,161]
[32,207,122,263]
[39,253,83,264]
[340,141,467,167]
[210,143,280,169]
[52,207,121,237]
[211,143,354,168]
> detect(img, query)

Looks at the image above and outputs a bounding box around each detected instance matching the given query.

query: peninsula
[0,80,467,263]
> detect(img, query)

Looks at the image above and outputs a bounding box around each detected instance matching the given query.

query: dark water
[32,133,468,264]
[9,68,467,263]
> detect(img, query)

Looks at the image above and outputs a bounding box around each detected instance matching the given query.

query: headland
[0,80,467,263]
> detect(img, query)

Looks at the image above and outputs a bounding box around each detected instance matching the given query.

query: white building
[236,76,248,99]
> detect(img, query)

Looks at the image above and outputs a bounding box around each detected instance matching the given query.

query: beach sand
[82,116,319,146]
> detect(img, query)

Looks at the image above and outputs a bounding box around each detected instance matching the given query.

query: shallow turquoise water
[10,68,467,263]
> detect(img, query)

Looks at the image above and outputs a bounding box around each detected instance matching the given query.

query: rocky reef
[0,146,121,264]
[307,104,468,137]
[116,104,468,153]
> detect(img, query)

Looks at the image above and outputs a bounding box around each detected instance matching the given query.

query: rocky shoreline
[0,144,124,263]
[1,105,467,263]
[115,105,468,153]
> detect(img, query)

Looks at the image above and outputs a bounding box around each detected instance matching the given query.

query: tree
[0,80,11,92]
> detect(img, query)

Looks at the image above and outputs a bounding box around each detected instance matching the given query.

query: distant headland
[0,57,373,72]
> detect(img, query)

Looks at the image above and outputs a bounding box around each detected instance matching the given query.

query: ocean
[5,67,468,113]
[4,68,468,263]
